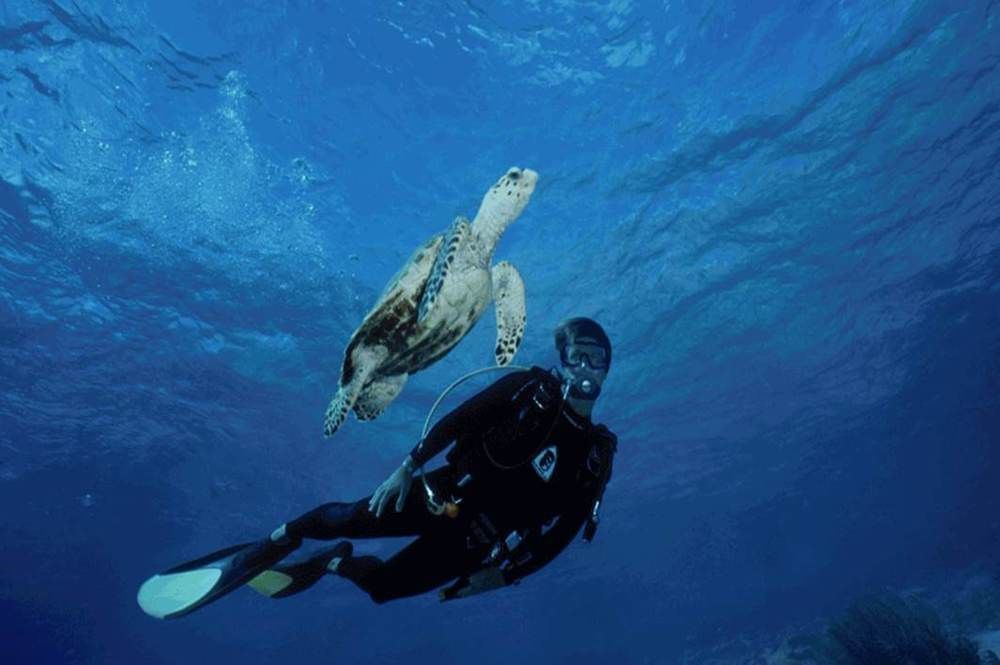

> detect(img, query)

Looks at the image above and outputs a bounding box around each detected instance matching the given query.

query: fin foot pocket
[248,541,353,599]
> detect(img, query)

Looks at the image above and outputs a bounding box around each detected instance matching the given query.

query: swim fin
[137,537,298,619]
[247,541,353,599]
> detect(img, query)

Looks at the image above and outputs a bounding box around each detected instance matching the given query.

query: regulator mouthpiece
[563,375,600,400]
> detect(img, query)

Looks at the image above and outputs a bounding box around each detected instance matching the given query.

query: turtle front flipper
[418,216,470,323]
[490,261,526,366]
[354,374,408,421]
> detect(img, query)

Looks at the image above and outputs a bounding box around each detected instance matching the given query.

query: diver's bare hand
[369,456,415,518]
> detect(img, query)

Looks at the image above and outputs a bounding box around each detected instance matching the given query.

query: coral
[827,595,988,665]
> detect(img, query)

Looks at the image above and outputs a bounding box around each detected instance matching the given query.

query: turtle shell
[339,234,443,386]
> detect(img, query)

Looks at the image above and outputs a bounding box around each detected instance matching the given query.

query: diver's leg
[248,479,444,601]
[335,531,480,604]
[250,481,458,601]
[284,468,451,541]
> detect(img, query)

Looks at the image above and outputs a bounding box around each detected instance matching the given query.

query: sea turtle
[323,166,538,437]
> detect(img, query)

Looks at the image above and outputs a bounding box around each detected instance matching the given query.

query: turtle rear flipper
[418,216,470,323]
[354,374,408,421]
[323,385,357,437]
[324,346,386,438]
[491,261,526,366]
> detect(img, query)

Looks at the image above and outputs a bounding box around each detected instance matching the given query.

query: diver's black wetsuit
[285,366,617,603]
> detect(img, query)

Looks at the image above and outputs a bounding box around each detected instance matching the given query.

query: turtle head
[472,167,538,247]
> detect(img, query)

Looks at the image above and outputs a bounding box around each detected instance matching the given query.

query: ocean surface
[1,1,998,663]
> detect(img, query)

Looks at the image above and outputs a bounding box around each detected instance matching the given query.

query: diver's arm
[438,510,587,600]
[439,506,589,600]
[408,369,537,466]
[369,455,417,517]
[505,435,616,581]
[503,505,590,583]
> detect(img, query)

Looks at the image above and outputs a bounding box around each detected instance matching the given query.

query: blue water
[1,1,998,663]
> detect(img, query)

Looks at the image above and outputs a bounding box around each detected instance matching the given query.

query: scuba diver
[138,317,618,618]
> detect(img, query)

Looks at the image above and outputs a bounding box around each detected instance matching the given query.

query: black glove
[439,566,509,601]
